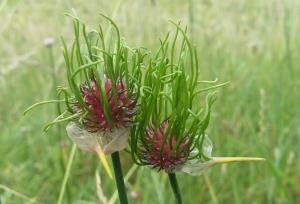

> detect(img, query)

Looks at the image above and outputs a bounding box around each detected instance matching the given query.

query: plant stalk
[111,152,128,204]
[57,144,76,204]
[168,173,182,204]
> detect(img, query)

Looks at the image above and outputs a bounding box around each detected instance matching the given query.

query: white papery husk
[177,135,265,176]
[177,135,214,176]
[66,122,129,155]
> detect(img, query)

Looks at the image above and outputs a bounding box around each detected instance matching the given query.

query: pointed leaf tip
[97,149,113,179]
[212,157,265,165]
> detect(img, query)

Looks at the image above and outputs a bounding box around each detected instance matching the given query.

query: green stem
[111,152,128,204]
[168,173,182,204]
[57,144,76,204]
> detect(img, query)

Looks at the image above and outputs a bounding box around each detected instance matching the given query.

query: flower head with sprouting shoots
[25,13,146,177]
[58,14,145,155]
[129,22,264,176]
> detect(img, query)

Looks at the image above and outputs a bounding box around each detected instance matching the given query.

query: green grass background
[0,0,299,203]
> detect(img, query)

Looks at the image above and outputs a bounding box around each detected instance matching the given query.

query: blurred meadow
[0,0,300,203]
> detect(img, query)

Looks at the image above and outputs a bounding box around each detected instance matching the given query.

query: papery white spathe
[178,135,265,176]
[177,135,214,176]
[66,122,129,155]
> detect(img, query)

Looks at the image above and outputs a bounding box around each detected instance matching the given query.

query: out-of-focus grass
[0,0,299,203]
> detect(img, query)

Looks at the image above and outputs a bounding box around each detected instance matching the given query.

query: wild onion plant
[129,22,264,204]
[25,13,146,204]
[25,13,264,204]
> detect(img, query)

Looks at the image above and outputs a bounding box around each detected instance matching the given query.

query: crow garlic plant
[25,14,264,204]
[25,14,147,204]
[129,22,264,203]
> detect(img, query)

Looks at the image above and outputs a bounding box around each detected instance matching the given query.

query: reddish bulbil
[142,120,189,172]
[74,77,136,132]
